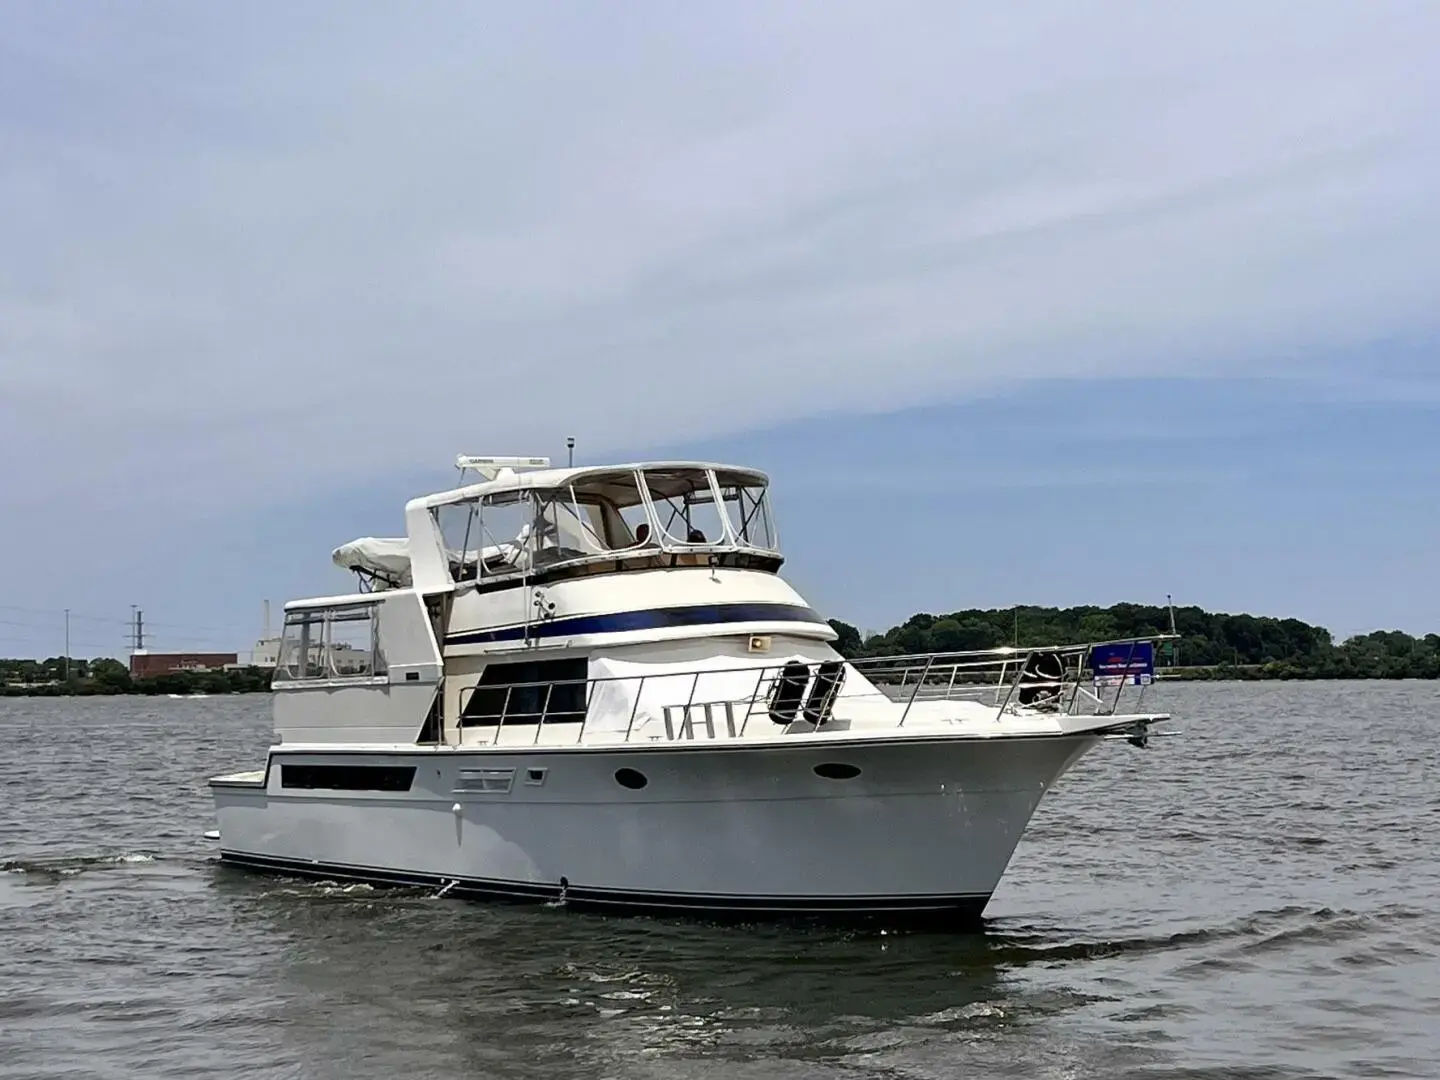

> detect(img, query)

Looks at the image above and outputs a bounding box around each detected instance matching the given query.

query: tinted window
[280,764,416,791]
[460,658,588,726]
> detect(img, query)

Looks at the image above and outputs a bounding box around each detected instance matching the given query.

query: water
[2,682,1438,1079]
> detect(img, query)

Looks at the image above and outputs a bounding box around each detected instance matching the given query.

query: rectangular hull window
[279,764,417,791]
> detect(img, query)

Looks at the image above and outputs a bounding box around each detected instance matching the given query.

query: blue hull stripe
[445,602,827,646]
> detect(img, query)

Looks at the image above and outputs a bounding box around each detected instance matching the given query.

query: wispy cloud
[2,0,1437,520]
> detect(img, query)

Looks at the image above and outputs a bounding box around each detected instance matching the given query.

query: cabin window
[714,470,778,551]
[280,763,416,791]
[433,492,535,581]
[571,471,650,551]
[324,606,382,677]
[460,657,589,726]
[639,468,728,548]
[273,604,386,683]
[529,487,609,568]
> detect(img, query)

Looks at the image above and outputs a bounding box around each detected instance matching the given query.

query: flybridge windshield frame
[427,466,781,583]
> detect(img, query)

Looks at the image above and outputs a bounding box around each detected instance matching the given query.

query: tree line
[4,601,1439,693]
[0,656,272,697]
[825,603,1440,680]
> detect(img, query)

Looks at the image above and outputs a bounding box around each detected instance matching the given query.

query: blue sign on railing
[1089,641,1155,686]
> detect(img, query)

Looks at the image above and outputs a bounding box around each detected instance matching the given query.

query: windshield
[713,468,778,550]
[638,468,727,547]
[429,466,779,581]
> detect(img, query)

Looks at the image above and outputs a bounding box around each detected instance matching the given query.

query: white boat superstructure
[209,454,1177,925]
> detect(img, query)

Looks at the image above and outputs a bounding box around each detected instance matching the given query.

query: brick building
[129,651,239,678]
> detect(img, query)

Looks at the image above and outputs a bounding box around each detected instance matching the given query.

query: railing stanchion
[899,655,934,727]
[494,685,513,745]
[622,675,645,743]
[1109,640,1139,716]
[534,683,555,745]
[740,667,769,737]
[680,671,700,739]
[996,649,1026,715]
[1067,649,1086,713]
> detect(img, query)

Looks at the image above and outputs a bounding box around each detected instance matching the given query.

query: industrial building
[129,650,239,678]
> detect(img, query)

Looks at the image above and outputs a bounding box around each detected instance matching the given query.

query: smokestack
[263,599,271,639]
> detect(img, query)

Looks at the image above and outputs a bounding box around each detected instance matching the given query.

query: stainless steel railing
[450,636,1171,746]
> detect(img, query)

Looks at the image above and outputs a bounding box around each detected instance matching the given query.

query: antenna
[454,455,551,482]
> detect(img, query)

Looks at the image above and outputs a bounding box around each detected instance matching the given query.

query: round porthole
[614,767,649,790]
[813,762,861,780]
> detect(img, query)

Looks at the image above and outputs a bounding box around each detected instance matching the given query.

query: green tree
[90,658,133,692]
[826,620,862,657]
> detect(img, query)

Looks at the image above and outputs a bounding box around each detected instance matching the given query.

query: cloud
[2,0,1438,516]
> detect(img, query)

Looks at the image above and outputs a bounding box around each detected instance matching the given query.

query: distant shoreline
[0,665,273,699]
[0,667,1429,699]
[5,599,1436,696]
[829,604,1439,681]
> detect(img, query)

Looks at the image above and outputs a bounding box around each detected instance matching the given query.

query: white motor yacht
[209,454,1176,925]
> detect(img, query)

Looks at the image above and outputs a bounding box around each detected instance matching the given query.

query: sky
[2,1,1438,659]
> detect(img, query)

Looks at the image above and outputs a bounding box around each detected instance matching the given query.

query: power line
[0,604,258,638]
[0,604,131,626]
[0,632,116,650]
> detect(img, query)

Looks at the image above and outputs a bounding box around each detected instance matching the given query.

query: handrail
[448,633,1170,746]
[848,634,1177,669]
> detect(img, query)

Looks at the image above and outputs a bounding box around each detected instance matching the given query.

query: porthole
[614,767,649,790]
[813,762,861,780]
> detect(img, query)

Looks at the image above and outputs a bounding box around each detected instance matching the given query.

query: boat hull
[210,733,1100,925]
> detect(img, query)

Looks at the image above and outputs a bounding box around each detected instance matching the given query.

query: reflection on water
[224,874,1067,1078]
[2,682,1439,1079]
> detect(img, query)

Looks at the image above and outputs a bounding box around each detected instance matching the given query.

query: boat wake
[980,902,1431,968]
[3,853,158,879]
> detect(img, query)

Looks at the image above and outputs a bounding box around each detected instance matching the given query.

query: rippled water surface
[3,682,1439,1079]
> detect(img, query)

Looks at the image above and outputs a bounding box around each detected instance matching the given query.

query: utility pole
[64,608,70,682]
[1167,593,1178,667]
